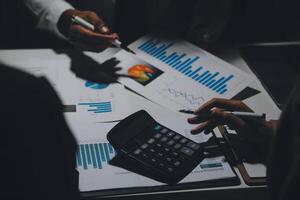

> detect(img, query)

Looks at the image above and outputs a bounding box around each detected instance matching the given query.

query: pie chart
[128,64,155,82]
[85,81,109,90]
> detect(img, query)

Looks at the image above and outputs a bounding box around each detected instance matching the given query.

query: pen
[179,109,266,120]
[71,16,136,54]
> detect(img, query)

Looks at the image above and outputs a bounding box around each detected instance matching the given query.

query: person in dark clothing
[188,77,300,199]
[0,64,81,200]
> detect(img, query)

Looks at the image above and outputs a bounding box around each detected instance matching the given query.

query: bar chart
[78,102,112,114]
[138,39,235,95]
[76,143,116,170]
[200,162,223,169]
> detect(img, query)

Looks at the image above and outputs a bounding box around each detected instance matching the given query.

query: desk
[0,47,280,200]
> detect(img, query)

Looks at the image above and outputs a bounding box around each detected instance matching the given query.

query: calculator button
[158,162,165,168]
[155,143,163,148]
[147,138,156,144]
[173,143,182,149]
[141,153,149,159]
[157,152,164,158]
[133,149,142,155]
[140,144,149,149]
[164,147,171,152]
[160,136,168,142]
[173,135,181,140]
[154,124,161,130]
[186,141,201,150]
[167,167,174,173]
[160,128,169,134]
[180,147,195,156]
[149,148,156,153]
[166,132,175,137]
[179,138,188,144]
[173,161,181,167]
[154,133,162,139]
[172,151,179,157]
[166,140,175,146]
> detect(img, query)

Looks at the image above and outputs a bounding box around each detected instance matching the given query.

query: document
[74,80,132,122]
[66,91,237,192]
[115,36,254,111]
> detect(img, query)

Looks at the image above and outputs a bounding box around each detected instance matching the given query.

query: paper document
[74,80,132,122]
[66,92,236,192]
[115,36,253,111]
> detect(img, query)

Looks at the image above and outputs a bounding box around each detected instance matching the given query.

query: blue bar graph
[76,143,116,170]
[78,102,112,114]
[199,162,223,169]
[138,39,236,94]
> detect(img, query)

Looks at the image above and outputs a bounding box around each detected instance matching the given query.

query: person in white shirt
[24,0,118,52]
[24,0,232,52]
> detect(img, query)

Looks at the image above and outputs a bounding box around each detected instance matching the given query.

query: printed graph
[138,39,234,94]
[76,143,116,170]
[199,162,223,169]
[85,81,109,90]
[78,102,112,114]
[162,88,205,106]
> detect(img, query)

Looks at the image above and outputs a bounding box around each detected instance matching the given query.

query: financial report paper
[116,36,254,111]
[67,90,237,192]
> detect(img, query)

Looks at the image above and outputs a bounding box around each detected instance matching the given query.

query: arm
[24,0,74,39]
[24,0,118,52]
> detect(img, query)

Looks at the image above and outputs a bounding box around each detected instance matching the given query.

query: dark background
[0,0,300,49]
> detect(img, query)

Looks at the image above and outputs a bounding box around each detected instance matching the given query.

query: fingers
[194,98,252,115]
[69,25,118,52]
[189,108,248,135]
[59,10,120,52]
[70,25,118,43]
[81,11,111,34]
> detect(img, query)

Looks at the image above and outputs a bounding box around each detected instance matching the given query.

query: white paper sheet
[114,36,254,111]
[65,89,236,192]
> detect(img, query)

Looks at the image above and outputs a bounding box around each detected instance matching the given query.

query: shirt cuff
[45,1,74,39]
[26,0,74,40]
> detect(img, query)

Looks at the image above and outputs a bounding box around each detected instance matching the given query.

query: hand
[57,9,119,52]
[187,98,277,145]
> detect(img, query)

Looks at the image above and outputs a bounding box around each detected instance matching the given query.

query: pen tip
[127,48,136,55]
[122,45,136,54]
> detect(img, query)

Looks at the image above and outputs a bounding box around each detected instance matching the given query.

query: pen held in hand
[71,16,136,54]
[179,109,266,120]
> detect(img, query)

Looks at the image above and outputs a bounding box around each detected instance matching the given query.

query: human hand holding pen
[57,9,119,52]
[187,98,277,145]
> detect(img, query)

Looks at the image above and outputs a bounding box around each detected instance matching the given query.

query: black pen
[179,109,266,120]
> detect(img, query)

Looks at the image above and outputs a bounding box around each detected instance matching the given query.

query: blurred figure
[0,64,81,200]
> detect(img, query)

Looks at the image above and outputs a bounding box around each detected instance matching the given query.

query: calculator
[107,110,205,184]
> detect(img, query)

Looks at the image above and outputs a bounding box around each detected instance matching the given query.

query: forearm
[24,0,74,39]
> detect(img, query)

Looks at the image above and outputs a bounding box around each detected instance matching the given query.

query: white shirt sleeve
[24,0,74,39]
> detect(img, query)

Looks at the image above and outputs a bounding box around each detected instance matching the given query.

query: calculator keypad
[129,123,203,176]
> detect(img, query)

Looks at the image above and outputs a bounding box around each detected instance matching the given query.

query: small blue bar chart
[76,143,116,170]
[138,39,235,95]
[85,81,109,90]
[199,162,223,169]
[78,102,112,114]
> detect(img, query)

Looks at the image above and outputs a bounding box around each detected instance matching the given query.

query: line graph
[161,87,205,106]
